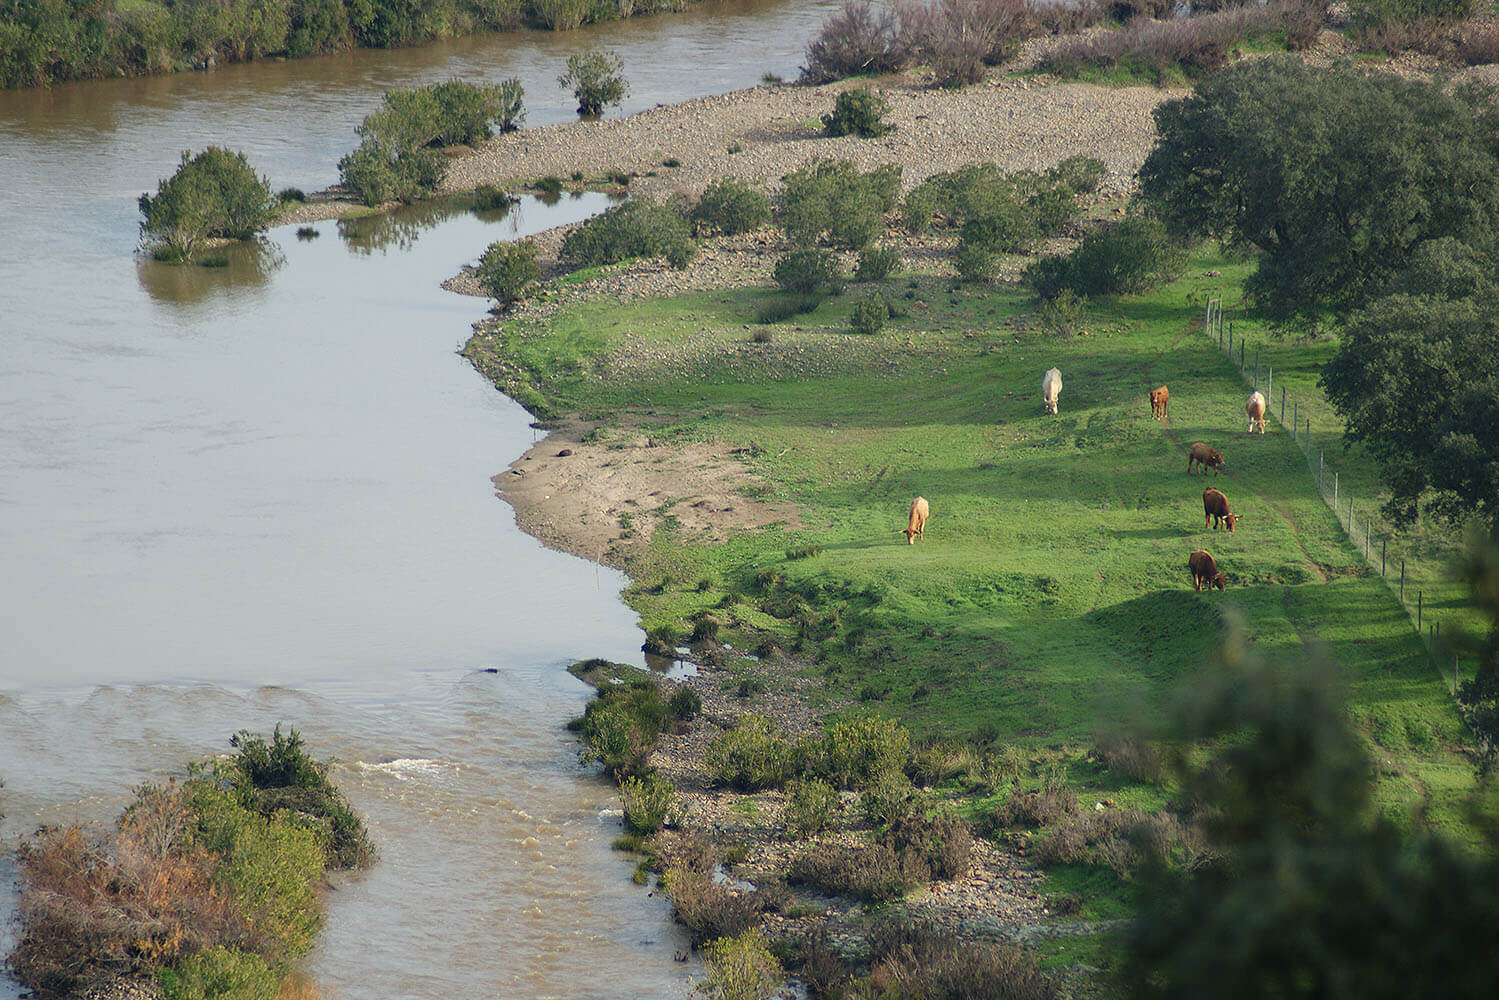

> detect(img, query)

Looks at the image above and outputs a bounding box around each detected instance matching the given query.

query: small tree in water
[139,147,276,262]
[559,49,628,118]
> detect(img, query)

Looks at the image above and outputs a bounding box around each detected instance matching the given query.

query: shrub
[560,199,696,269]
[756,293,825,323]
[777,160,899,249]
[1346,0,1473,28]
[139,147,277,260]
[423,78,526,144]
[1049,154,1107,196]
[859,773,924,828]
[788,842,926,902]
[885,810,973,880]
[669,685,702,721]
[866,920,1058,1000]
[664,867,761,945]
[850,293,889,334]
[159,946,277,1000]
[706,714,795,791]
[699,930,784,1000]
[473,185,516,212]
[815,715,912,789]
[855,245,897,282]
[1027,214,1184,300]
[1038,287,1087,338]
[278,187,306,203]
[475,239,542,306]
[559,48,627,118]
[902,162,1037,235]
[295,226,319,240]
[992,784,1077,828]
[620,772,679,834]
[691,177,771,236]
[535,175,565,195]
[572,678,670,778]
[801,0,909,83]
[822,85,892,137]
[774,248,843,296]
[785,777,839,837]
[1093,730,1165,782]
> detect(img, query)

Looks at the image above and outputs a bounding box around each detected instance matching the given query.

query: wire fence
[1202,296,1471,696]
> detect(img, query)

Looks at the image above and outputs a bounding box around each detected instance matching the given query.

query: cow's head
[1224,513,1240,532]
[1211,572,1227,591]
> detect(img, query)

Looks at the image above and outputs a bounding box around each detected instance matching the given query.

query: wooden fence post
[1400,561,1405,602]
[1418,590,1423,630]
[1281,385,1286,422]
[1381,538,1386,576]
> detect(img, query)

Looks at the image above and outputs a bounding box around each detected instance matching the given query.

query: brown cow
[902,496,929,544]
[1188,549,1227,591]
[1149,385,1169,420]
[1203,488,1241,531]
[1246,390,1266,434]
[1187,441,1225,475]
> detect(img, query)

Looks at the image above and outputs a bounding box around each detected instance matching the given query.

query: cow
[1187,441,1225,475]
[902,496,929,544]
[1188,549,1227,591]
[1042,368,1062,415]
[1246,390,1266,434]
[1149,385,1169,420]
[1202,488,1240,531]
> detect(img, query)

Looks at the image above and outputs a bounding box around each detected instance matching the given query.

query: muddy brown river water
[0,2,839,996]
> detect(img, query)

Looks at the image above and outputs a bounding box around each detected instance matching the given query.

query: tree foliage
[1138,56,1499,322]
[139,147,277,261]
[475,238,542,306]
[776,159,900,250]
[558,48,627,117]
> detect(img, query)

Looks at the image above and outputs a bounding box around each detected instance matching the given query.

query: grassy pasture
[465,251,1477,836]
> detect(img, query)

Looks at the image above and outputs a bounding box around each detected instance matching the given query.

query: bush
[777,159,899,249]
[855,245,898,282]
[801,0,909,83]
[785,777,839,837]
[1049,154,1107,196]
[138,147,277,261]
[859,773,924,829]
[159,946,277,1000]
[904,0,1037,87]
[1027,214,1184,300]
[475,239,542,305]
[822,86,892,137]
[620,772,679,834]
[885,811,973,880]
[691,177,771,236]
[992,784,1077,828]
[559,48,627,118]
[850,293,889,334]
[774,248,843,297]
[669,685,702,721]
[705,715,795,791]
[788,842,926,902]
[699,930,784,1000]
[1038,287,1087,338]
[664,867,761,945]
[1346,0,1473,28]
[473,185,516,212]
[560,199,696,269]
[572,678,671,778]
[902,162,1041,236]
[756,293,825,324]
[815,715,912,789]
[866,920,1058,1000]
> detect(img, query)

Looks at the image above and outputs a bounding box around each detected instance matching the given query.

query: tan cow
[902,496,930,544]
[1187,441,1226,475]
[1042,367,1062,415]
[1149,385,1170,420]
[1188,549,1227,591]
[1203,488,1241,531]
[1246,390,1267,434]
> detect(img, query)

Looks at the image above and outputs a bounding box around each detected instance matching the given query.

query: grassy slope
[466,253,1476,842]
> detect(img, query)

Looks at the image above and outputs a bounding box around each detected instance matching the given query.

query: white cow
[1246,390,1266,434]
[1042,367,1063,415]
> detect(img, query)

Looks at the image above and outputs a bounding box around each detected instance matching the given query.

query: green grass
[464,250,1479,836]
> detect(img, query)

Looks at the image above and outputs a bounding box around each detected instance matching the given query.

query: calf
[1202,487,1240,531]
[902,496,930,544]
[1246,390,1266,434]
[1149,385,1169,420]
[1188,549,1227,591]
[1042,367,1062,415]
[1187,441,1225,475]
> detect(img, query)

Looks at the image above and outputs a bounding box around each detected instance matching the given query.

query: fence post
[1455,656,1460,696]
[1334,472,1338,507]
[1318,452,1323,490]
[1293,401,1298,442]
[1281,385,1286,423]
[1306,417,1310,442]
[1400,561,1405,602]
[1381,538,1386,576]
[1418,590,1423,630]
[1240,340,1245,369]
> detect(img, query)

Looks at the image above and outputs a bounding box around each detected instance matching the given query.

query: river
[0,2,839,996]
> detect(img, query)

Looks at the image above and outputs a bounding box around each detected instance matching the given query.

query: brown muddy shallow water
[0,2,839,996]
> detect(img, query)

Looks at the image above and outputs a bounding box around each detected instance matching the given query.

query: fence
[1202,296,1471,696]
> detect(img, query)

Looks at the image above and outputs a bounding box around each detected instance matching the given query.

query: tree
[475,239,541,306]
[1457,532,1499,762]
[559,49,627,118]
[139,147,276,261]
[1138,56,1499,322]
[1320,294,1499,528]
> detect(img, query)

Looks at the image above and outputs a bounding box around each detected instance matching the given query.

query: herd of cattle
[899,377,1272,594]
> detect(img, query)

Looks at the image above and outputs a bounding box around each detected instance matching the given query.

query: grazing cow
[1246,390,1266,434]
[1188,549,1227,591]
[1149,385,1170,420]
[1202,488,1241,531]
[902,496,929,544]
[1187,441,1225,475]
[1042,368,1062,415]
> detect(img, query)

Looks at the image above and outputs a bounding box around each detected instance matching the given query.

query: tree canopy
[138,147,276,261]
[1138,56,1499,322]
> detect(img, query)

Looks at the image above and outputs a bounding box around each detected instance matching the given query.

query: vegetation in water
[138,147,277,262]
[558,48,628,118]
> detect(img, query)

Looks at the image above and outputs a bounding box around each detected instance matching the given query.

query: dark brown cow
[902,496,929,544]
[1188,549,1226,591]
[1187,441,1225,475]
[1203,488,1240,531]
[1149,385,1170,420]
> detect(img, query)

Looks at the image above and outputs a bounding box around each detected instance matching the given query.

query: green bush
[475,238,542,305]
[1049,154,1107,196]
[773,248,842,296]
[822,85,892,138]
[669,685,702,721]
[159,946,276,1000]
[473,184,515,211]
[756,293,825,324]
[785,777,839,837]
[954,240,998,283]
[788,842,926,903]
[559,48,627,117]
[1346,0,1474,26]
[138,147,277,261]
[855,245,897,282]
[777,160,900,249]
[705,714,795,791]
[620,772,679,834]
[885,810,973,880]
[700,929,784,1000]
[691,177,771,236]
[1026,214,1184,300]
[815,715,911,789]
[559,199,696,269]
[850,293,889,335]
[572,678,670,778]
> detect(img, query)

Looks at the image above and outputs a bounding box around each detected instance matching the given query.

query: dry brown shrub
[802,0,911,83]
[664,867,760,945]
[1452,17,1499,63]
[867,920,1058,1000]
[1032,0,1111,34]
[787,841,928,902]
[992,785,1077,828]
[884,811,974,880]
[1092,730,1164,782]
